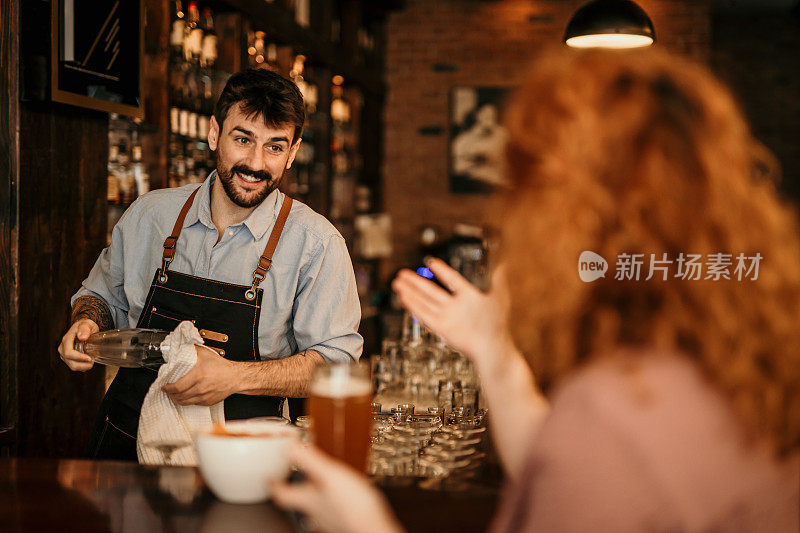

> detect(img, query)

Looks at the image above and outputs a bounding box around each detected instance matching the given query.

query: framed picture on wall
[51,0,144,118]
[449,86,510,193]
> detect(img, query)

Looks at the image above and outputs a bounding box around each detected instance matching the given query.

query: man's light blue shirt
[72,172,363,363]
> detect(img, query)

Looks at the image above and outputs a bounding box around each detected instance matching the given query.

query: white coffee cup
[195,419,300,504]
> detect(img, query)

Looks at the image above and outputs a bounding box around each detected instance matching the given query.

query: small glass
[451,405,472,418]
[381,339,401,378]
[294,415,311,442]
[392,403,414,423]
[397,403,415,414]
[370,354,394,394]
[437,379,461,412]
[144,438,191,465]
[401,312,426,345]
[247,416,290,425]
[455,386,479,412]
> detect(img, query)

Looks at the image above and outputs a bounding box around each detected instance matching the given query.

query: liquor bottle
[107,144,120,203]
[188,110,198,138]
[168,144,180,188]
[179,107,190,137]
[331,84,351,124]
[183,2,203,64]
[199,67,214,116]
[189,67,203,137]
[131,128,142,162]
[74,328,170,368]
[266,43,279,72]
[116,142,136,204]
[170,1,186,63]
[291,55,316,112]
[169,61,186,122]
[131,136,149,196]
[186,148,196,178]
[295,0,310,27]
[170,106,181,135]
[175,151,187,187]
[200,8,217,69]
[304,82,318,114]
[197,115,209,140]
[252,31,266,66]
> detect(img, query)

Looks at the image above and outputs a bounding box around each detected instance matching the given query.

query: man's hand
[162,345,240,406]
[58,318,100,372]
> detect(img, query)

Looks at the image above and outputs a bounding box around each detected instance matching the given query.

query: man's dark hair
[214,68,305,143]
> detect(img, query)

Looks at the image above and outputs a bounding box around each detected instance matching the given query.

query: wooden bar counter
[0,458,499,532]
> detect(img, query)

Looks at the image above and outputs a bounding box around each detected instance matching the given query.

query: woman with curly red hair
[273,47,800,532]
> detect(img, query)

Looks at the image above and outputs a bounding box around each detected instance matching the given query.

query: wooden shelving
[216,0,386,96]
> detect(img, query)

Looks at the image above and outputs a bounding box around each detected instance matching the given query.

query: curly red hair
[499,47,800,454]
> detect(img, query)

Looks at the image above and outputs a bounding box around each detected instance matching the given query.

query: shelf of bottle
[214,0,384,96]
[166,106,327,129]
[109,114,161,134]
[169,60,231,77]
[170,131,211,144]
[164,103,340,135]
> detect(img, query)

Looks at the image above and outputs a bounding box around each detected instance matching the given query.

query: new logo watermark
[578,251,608,282]
[577,251,762,282]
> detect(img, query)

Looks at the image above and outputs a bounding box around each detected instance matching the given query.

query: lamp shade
[564,0,655,49]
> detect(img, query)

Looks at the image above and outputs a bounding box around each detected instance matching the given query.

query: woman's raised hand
[391,259,515,371]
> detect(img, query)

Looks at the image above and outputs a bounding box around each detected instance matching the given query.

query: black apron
[86,187,295,461]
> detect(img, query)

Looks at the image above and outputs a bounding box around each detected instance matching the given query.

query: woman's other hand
[271,444,403,533]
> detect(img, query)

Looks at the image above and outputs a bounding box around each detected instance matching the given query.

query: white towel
[137,321,225,466]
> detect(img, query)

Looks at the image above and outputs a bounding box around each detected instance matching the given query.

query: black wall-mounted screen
[52,0,144,118]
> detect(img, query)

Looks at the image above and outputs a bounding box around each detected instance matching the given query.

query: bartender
[57,69,363,461]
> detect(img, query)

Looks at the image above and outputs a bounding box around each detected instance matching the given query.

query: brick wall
[711,11,800,202]
[382,0,711,279]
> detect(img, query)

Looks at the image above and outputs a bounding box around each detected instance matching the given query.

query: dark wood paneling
[0,0,20,446]
[360,93,383,208]
[12,0,107,458]
[142,0,169,190]
[16,102,108,458]
[217,12,246,74]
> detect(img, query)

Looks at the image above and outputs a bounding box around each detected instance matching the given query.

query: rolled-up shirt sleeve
[292,234,363,363]
[70,220,131,329]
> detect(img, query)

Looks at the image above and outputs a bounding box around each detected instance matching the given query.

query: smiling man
[57,69,363,461]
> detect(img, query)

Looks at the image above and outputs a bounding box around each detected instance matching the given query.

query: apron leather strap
[162,186,202,268]
[159,186,294,299]
[252,197,293,281]
[246,197,293,300]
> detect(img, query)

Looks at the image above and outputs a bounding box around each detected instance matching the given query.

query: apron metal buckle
[159,257,173,283]
[245,272,265,300]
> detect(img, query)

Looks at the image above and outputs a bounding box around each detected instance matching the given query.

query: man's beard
[217,162,285,208]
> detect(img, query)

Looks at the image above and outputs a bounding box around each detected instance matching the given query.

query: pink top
[491,352,799,532]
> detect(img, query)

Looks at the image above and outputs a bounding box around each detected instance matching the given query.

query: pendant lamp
[564,0,655,49]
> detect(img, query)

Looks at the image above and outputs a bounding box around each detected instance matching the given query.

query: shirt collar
[183,170,283,241]
[243,187,282,241]
[183,173,215,230]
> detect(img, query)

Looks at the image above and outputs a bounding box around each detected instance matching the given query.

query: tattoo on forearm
[71,296,115,331]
